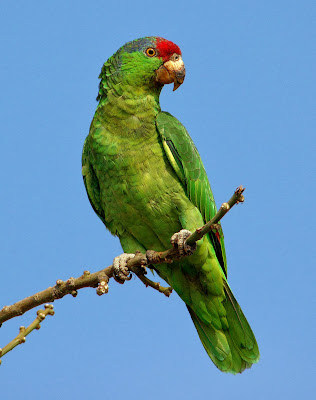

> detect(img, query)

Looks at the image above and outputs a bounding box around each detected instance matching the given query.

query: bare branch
[186,185,245,245]
[0,305,54,363]
[0,267,112,325]
[0,186,245,327]
[136,273,173,297]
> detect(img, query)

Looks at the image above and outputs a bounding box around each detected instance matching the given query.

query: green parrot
[82,36,259,373]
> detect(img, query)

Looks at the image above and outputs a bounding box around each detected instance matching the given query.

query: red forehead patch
[156,37,181,61]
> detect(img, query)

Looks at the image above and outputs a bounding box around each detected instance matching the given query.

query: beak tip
[173,80,184,91]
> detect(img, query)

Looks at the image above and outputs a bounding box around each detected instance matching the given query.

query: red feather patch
[156,37,181,61]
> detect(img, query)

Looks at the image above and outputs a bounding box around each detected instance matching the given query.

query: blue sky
[0,1,314,398]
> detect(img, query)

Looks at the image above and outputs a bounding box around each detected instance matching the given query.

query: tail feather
[187,282,259,373]
[187,306,233,372]
[225,333,251,373]
[223,281,260,364]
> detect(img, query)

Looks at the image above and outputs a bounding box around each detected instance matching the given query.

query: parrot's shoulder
[156,111,191,145]
[156,110,210,188]
[156,111,202,180]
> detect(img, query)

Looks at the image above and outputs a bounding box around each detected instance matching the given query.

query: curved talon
[113,253,135,284]
[171,229,196,256]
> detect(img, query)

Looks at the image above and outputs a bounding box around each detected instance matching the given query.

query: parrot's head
[97,37,185,101]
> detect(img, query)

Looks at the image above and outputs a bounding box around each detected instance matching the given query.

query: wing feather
[82,137,106,224]
[156,111,227,277]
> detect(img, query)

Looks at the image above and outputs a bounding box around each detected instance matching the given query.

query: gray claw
[113,253,135,284]
[170,229,196,256]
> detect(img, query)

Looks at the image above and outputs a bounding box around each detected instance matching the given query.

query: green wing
[156,111,227,277]
[82,136,106,225]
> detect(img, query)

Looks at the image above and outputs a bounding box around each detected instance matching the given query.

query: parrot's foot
[113,253,135,284]
[171,229,196,257]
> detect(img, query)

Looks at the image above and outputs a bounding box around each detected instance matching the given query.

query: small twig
[138,274,173,297]
[132,266,173,297]
[0,304,54,364]
[186,185,245,245]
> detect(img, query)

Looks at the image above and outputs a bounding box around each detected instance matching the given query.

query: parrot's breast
[90,102,191,251]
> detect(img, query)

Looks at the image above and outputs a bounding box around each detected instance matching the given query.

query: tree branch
[0,305,54,363]
[186,185,245,245]
[0,186,245,328]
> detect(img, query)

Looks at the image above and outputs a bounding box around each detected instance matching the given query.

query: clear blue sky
[0,1,314,399]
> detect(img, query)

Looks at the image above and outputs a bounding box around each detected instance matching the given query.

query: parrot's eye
[146,48,156,57]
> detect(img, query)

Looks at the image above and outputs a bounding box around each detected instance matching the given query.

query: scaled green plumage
[82,36,259,373]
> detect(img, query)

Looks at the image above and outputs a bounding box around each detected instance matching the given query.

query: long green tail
[188,281,259,373]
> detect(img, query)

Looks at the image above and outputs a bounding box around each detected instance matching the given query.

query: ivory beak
[156,54,185,91]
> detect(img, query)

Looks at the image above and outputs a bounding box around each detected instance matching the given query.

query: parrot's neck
[95,58,163,136]
[95,84,162,139]
[97,83,161,111]
[97,55,162,109]
[100,88,161,112]
[96,72,162,122]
